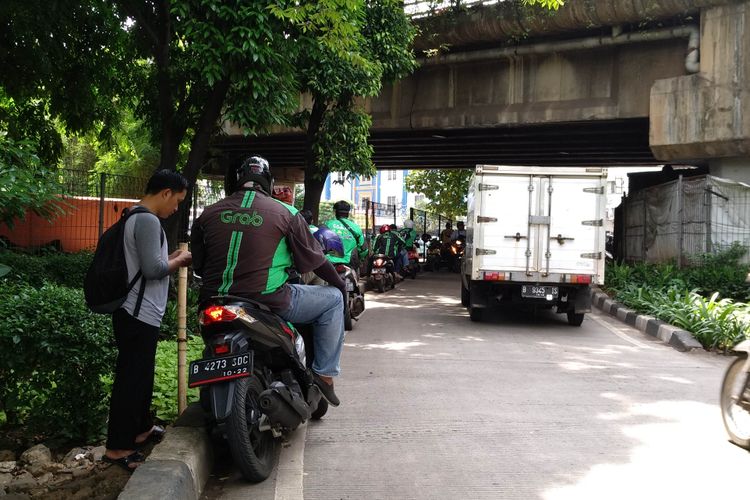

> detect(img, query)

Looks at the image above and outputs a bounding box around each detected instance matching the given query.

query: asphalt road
[202,271,750,500]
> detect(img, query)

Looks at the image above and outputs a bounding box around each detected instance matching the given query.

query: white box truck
[461,165,607,325]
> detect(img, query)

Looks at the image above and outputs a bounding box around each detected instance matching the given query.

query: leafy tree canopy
[405,169,472,219]
[0,0,132,161]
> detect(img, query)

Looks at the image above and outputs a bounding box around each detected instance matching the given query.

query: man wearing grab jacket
[190,156,346,406]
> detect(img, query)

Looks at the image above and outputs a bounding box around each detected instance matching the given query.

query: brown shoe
[312,373,340,407]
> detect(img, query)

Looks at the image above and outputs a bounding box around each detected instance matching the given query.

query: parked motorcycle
[449,239,465,273]
[721,339,750,449]
[190,295,329,482]
[335,263,365,330]
[368,254,396,293]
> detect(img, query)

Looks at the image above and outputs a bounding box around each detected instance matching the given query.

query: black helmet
[236,155,273,194]
[333,200,351,217]
[300,209,314,225]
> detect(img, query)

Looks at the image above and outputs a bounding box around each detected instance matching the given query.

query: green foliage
[405,169,472,219]
[605,245,750,350]
[299,0,416,206]
[61,108,160,179]
[682,243,750,301]
[0,135,67,229]
[313,105,374,181]
[151,336,204,422]
[161,286,202,341]
[0,250,92,288]
[0,283,115,442]
[0,1,131,162]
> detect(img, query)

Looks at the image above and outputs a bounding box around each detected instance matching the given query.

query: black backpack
[84,206,160,315]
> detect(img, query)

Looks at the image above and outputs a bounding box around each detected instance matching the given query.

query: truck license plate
[521,285,559,300]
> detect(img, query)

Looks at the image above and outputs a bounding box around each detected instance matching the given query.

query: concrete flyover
[213,0,750,179]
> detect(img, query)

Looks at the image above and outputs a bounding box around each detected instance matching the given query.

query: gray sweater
[121,208,170,327]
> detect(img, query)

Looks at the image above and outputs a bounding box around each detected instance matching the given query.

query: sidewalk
[591,288,702,352]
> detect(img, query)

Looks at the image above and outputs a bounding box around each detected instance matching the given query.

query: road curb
[591,289,703,352]
[119,403,212,500]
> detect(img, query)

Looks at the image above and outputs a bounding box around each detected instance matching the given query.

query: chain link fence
[620,175,750,266]
[0,170,224,254]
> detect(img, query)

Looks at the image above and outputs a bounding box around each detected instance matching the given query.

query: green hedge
[605,246,750,350]
[0,250,92,288]
[0,283,115,442]
[151,336,204,422]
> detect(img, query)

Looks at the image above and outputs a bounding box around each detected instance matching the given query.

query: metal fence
[620,175,750,266]
[410,208,454,259]
[0,169,224,254]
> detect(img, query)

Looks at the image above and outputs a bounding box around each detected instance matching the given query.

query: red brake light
[570,274,592,284]
[335,265,347,273]
[374,258,385,266]
[214,343,230,355]
[201,306,238,325]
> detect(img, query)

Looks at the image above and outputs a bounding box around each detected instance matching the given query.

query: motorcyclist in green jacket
[324,201,367,272]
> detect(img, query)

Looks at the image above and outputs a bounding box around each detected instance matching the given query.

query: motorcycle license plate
[188,352,253,388]
[521,285,559,300]
[373,268,386,274]
[346,281,355,291]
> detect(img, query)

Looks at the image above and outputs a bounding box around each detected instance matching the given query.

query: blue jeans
[278,284,345,377]
[399,249,409,271]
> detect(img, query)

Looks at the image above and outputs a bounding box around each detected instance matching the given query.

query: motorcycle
[403,246,420,279]
[368,253,396,293]
[425,240,442,272]
[190,295,329,482]
[449,239,465,273]
[720,339,750,449]
[335,263,365,330]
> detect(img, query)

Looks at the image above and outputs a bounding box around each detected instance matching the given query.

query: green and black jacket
[191,189,326,312]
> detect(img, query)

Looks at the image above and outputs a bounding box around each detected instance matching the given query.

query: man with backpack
[90,170,192,472]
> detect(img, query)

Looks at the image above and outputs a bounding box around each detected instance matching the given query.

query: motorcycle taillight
[335,264,347,273]
[374,259,385,266]
[200,305,238,325]
[213,343,230,355]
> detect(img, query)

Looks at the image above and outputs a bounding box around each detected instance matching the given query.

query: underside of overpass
[212,118,664,172]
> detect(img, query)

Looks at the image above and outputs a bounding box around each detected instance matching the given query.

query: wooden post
[177,242,189,415]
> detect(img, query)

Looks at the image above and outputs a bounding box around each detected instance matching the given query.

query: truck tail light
[567,274,592,284]
[483,271,510,281]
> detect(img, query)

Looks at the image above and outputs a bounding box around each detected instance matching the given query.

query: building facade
[322,169,421,221]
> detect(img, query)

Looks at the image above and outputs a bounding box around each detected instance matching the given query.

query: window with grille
[387,196,396,206]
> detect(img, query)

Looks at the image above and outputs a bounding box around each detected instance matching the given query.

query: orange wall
[0,197,138,253]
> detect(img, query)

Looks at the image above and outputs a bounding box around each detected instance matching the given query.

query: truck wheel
[460,281,470,307]
[567,312,584,326]
[469,307,483,322]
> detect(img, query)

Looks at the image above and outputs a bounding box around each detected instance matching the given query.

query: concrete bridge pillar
[650,1,750,178]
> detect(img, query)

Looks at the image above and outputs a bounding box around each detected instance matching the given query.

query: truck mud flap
[573,286,592,313]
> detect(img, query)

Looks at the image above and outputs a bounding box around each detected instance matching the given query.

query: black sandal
[102,450,145,473]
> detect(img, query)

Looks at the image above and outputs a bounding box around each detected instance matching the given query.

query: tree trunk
[302,97,327,223]
[164,78,231,245]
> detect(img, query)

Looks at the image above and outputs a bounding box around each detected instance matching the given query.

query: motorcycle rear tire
[377,280,385,293]
[721,355,750,449]
[311,398,329,420]
[344,311,353,331]
[226,376,278,482]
